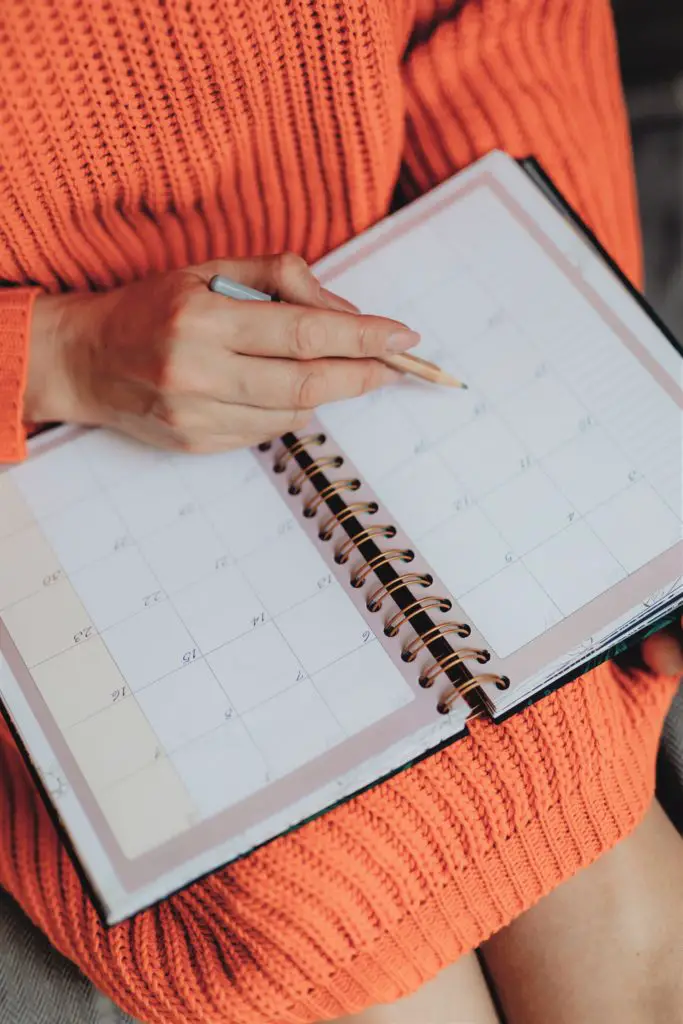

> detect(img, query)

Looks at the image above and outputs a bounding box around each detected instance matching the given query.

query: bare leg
[481,801,683,1024]
[330,950,501,1024]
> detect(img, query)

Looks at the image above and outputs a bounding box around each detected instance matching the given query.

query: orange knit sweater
[0,2,677,1022]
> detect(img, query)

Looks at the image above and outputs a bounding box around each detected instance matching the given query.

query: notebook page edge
[1,424,472,923]
[469,158,683,713]
[313,150,682,721]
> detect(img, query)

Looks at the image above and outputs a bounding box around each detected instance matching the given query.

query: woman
[1,1,682,1021]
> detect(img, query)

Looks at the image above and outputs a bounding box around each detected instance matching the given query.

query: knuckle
[277,251,308,282]
[172,426,207,453]
[151,398,179,429]
[289,312,326,360]
[293,366,326,408]
[161,351,205,396]
[161,293,202,393]
[154,403,195,442]
[354,322,377,359]
[359,362,387,395]
[173,436,200,454]
[182,436,222,455]
[230,371,253,406]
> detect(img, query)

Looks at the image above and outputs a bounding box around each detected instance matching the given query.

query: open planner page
[0,424,471,923]
[316,150,682,716]
[1,150,681,924]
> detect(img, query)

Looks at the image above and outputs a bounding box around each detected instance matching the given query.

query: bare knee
[482,803,683,1024]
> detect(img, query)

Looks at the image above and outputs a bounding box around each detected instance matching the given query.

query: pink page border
[2,171,681,897]
[315,172,682,690]
[0,424,474,893]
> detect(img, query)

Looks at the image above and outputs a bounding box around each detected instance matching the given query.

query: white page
[0,425,468,923]
[2,150,681,921]
[316,150,682,711]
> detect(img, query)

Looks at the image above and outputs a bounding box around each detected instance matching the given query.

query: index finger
[219,299,421,361]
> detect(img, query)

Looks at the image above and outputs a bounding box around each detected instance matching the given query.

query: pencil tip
[460,382,469,390]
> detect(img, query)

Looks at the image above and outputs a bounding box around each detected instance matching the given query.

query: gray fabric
[659,684,683,835]
[628,82,683,350]
[0,892,138,1024]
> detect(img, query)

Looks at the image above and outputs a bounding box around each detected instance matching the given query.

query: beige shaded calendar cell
[31,636,128,730]
[0,474,34,541]
[65,697,160,792]
[97,756,195,859]
[1,578,93,667]
[0,524,63,611]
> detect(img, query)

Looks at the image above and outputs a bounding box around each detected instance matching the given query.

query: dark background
[614,0,683,341]
[613,0,683,832]
[615,0,683,86]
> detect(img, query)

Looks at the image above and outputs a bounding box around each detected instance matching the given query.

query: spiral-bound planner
[1,150,681,924]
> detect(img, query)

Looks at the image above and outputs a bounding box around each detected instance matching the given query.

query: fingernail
[318,286,360,313]
[387,329,420,352]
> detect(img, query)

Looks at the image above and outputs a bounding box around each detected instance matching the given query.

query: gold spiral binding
[319,501,378,541]
[351,548,414,588]
[266,435,505,718]
[366,573,432,612]
[335,525,396,564]
[402,622,471,662]
[419,647,490,688]
[303,478,361,516]
[274,433,325,471]
[384,595,452,637]
[289,456,343,494]
[437,674,510,715]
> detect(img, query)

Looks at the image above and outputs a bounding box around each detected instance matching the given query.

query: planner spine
[259,432,510,715]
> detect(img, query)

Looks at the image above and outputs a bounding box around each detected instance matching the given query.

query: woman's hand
[616,615,683,677]
[639,616,683,676]
[24,254,418,452]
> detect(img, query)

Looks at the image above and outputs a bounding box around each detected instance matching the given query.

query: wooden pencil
[208,274,468,389]
[382,352,468,389]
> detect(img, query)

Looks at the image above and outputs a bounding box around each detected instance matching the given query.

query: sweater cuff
[0,288,39,464]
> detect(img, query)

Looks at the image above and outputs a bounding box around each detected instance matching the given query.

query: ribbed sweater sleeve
[0,7,677,1024]
[399,0,643,288]
[0,289,37,463]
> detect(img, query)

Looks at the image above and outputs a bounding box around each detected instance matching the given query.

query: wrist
[24,292,105,425]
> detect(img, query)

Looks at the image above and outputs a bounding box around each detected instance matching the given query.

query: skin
[24,253,683,1022]
[26,253,683,677]
[24,254,418,453]
[335,801,683,1023]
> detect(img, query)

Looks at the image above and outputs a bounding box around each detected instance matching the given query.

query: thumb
[640,616,683,677]
[191,253,359,313]
[614,615,683,678]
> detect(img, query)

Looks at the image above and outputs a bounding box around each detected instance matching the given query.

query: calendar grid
[0,157,680,920]
[386,358,569,624]
[21,580,377,709]
[349,352,639,640]
[1,430,422,859]
[454,249,676,519]
[316,177,681,660]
